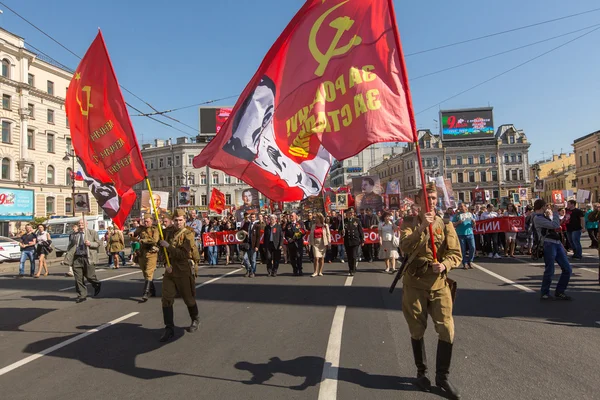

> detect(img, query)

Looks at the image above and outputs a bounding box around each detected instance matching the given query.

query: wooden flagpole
[145,177,171,270]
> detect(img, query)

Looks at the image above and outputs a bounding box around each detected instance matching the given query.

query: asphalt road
[0,243,598,400]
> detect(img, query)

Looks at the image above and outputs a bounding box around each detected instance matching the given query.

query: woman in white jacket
[378,211,400,273]
[309,213,331,277]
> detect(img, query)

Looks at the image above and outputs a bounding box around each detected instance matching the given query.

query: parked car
[0,236,22,263]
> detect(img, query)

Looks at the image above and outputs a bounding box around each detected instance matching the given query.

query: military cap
[171,209,186,219]
[425,182,437,192]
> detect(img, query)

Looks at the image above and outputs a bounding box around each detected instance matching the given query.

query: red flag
[209,188,226,214]
[193,0,416,201]
[65,31,147,228]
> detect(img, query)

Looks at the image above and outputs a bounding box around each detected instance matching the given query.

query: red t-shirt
[314,226,323,239]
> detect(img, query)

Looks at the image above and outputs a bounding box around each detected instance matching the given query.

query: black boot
[159,307,175,342]
[149,281,156,297]
[411,338,431,391]
[187,304,200,333]
[141,280,151,302]
[435,340,460,400]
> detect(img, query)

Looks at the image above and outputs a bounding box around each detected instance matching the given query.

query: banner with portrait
[386,180,400,195]
[140,190,169,219]
[74,192,91,213]
[300,195,325,217]
[471,189,485,205]
[352,176,384,212]
[234,188,260,222]
[178,187,191,207]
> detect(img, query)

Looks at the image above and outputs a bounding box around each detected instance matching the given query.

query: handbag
[392,233,400,248]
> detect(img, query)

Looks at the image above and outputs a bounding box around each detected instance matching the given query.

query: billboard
[440,108,494,141]
[0,188,34,221]
[199,107,233,135]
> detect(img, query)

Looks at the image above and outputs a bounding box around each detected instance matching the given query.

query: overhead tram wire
[415,26,600,115]
[410,22,600,81]
[0,1,198,137]
[405,6,600,57]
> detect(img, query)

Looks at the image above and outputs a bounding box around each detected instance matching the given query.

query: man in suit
[264,214,283,277]
[284,212,305,276]
[341,208,364,276]
[63,219,102,303]
[250,213,263,276]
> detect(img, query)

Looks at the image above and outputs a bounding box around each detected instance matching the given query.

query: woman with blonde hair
[378,211,400,273]
[107,225,125,269]
[309,213,331,277]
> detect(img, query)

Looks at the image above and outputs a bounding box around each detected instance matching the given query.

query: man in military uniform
[157,209,199,342]
[132,216,160,302]
[400,182,462,399]
[355,177,383,212]
[284,212,305,276]
[341,208,363,276]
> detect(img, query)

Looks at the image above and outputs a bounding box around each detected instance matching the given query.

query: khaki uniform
[161,226,196,308]
[356,192,383,212]
[134,226,160,280]
[400,213,461,343]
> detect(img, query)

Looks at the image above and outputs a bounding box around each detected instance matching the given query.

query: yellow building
[530,153,575,198]
[540,166,577,205]
[573,130,600,203]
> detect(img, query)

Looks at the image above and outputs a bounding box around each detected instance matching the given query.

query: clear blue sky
[3,0,599,163]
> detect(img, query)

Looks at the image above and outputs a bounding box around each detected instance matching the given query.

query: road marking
[0,312,139,377]
[471,263,535,293]
[58,271,142,291]
[516,258,598,275]
[580,268,597,274]
[196,268,243,288]
[318,276,353,400]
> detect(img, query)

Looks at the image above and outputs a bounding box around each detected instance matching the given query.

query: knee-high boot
[435,340,460,399]
[149,280,156,297]
[159,306,175,342]
[411,338,431,391]
[187,304,200,333]
[141,280,151,302]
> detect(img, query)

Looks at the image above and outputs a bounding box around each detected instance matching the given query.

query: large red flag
[209,188,226,214]
[65,31,147,228]
[193,0,416,201]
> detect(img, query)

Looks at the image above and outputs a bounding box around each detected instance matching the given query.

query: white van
[46,216,109,256]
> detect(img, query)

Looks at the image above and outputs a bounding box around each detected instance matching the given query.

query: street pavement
[0,243,598,400]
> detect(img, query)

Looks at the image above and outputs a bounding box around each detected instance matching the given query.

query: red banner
[202,228,382,246]
[209,187,226,213]
[65,31,147,228]
[473,216,525,235]
[193,0,417,201]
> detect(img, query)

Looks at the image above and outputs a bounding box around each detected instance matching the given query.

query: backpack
[531,214,560,260]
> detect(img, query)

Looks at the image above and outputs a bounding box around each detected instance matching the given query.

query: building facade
[529,152,575,200]
[540,165,577,205]
[328,144,398,187]
[0,28,99,234]
[573,130,600,203]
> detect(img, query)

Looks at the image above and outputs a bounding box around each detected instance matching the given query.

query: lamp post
[62,151,76,217]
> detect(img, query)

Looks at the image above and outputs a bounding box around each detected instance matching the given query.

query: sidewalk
[0,251,130,275]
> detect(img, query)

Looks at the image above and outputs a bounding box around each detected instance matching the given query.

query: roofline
[573,130,600,144]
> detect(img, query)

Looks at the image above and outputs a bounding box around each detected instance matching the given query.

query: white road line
[58,271,142,291]
[196,268,243,288]
[471,263,535,293]
[318,276,353,400]
[580,268,597,274]
[515,258,598,275]
[0,312,139,377]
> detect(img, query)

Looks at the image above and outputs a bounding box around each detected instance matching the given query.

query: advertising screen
[441,108,494,141]
[199,107,233,135]
[0,188,34,221]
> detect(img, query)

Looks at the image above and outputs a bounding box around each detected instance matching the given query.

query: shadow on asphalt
[235,356,416,391]
[0,307,56,331]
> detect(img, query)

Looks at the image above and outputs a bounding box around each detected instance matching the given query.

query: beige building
[368,153,403,193]
[0,28,99,234]
[573,130,600,203]
[541,165,577,205]
[530,152,575,200]
[328,144,398,187]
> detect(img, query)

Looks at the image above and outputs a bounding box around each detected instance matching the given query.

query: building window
[588,177,590,184]
[446,172,452,181]
[457,172,464,183]
[175,155,180,166]
[167,176,172,187]
[493,190,499,199]
[467,156,473,165]
[28,73,34,86]
[490,155,497,164]
[47,133,55,153]
[224,175,231,184]
[446,157,451,166]
[581,178,584,185]
[519,170,524,181]
[188,154,194,165]
[509,136,515,144]
[347,160,353,167]
[1,158,10,180]
[510,153,516,163]
[167,156,172,167]
[201,195,207,206]
[1,59,9,78]
[480,171,487,182]
[27,129,35,149]
[159,177,164,187]
[456,156,462,166]
[149,160,154,169]
[433,158,438,167]
[511,170,518,181]
[187,174,195,185]
[586,153,589,165]
[506,170,511,181]
[479,155,485,164]
[425,158,432,167]
[1,121,10,143]
[517,153,522,162]
[47,109,55,124]
[47,165,55,184]
[594,151,597,163]
[47,81,54,95]
[458,192,465,202]
[425,140,431,149]
[226,194,232,205]
[46,197,55,214]
[66,168,73,186]
[66,118,69,129]
[2,94,11,110]
[200,174,207,185]
[66,137,72,151]
[237,178,243,184]
[65,198,73,214]
[579,156,582,166]
[504,154,509,163]
[27,166,34,183]
[26,104,35,120]
[159,158,164,168]
[469,171,475,182]
[212,173,219,185]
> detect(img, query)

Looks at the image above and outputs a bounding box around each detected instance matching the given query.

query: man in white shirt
[481,204,501,259]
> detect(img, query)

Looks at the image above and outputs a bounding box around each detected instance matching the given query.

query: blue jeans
[337,245,346,261]
[208,246,218,265]
[566,230,582,258]
[248,248,257,273]
[541,242,572,295]
[458,234,476,265]
[19,250,36,275]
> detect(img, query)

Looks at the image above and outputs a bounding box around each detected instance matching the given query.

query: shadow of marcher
[0,307,56,331]
[22,323,183,380]
[235,356,415,391]
[22,295,74,302]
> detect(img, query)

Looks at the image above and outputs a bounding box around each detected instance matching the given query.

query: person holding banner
[481,204,501,259]
[503,204,520,257]
[284,212,305,276]
[132,216,160,302]
[400,182,462,398]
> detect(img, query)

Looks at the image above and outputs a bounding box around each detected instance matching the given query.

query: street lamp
[63,150,76,217]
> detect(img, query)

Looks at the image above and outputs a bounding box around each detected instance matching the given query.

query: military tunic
[134,225,160,280]
[356,192,383,212]
[342,217,364,273]
[400,213,462,343]
[161,226,197,308]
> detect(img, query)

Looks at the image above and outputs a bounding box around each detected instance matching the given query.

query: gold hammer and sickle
[76,85,93,117]
[309,0,362,77]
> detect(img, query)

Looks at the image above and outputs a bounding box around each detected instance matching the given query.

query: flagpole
[145,177,171,269]
[387,0,437,259]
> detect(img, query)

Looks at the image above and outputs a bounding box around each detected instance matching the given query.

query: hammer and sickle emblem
[74,72,93,117]
[309,0,362,77]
